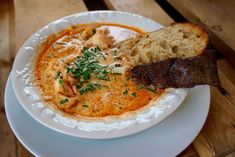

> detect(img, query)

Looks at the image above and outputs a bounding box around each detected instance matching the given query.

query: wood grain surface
[0,0,16,157]
[12,0,87,156]
[104,1,200,156]
[104,0,173,26]
[164,1,235,155]
[167,0,235,68]
[17,143,33,157]
[193,60,235,157]
[0,0,11,63]
[14,0,87,53]
[1,0,234,157]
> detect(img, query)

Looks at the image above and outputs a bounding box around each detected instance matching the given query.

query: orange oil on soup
[35,23,164,118]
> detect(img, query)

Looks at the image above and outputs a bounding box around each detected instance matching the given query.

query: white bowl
[12,11,188,139]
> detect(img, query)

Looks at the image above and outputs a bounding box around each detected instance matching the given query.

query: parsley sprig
[55,71,64,84]
[59,98,68,104]
[137,85,158,93]
[55,71,62,79]
[67,47,109,81]
[79,82,101,95]
[66,47,110,95]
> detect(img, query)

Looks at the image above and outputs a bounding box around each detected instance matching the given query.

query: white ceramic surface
[11,11,188,139]
[5,73,210,157]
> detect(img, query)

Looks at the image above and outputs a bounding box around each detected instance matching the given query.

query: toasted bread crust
[118,22,209,66]
[131,50,220,88]
[171,22,209,47]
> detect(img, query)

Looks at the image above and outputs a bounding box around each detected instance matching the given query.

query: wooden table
[0,0,235,156]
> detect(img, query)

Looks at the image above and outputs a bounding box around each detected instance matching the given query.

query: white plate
[5,73,210,157]
[11,11,188,139]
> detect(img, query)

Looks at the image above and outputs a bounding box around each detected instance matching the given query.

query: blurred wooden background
[0,0,235,157]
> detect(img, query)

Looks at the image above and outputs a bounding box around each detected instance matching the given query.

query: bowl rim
[11,10,188,139]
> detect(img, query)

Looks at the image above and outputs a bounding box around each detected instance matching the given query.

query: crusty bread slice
[118,22,209,66]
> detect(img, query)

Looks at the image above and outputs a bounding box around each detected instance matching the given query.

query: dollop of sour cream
[98,26,138,43]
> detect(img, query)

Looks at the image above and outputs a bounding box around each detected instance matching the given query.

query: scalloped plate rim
[11,10,189,139]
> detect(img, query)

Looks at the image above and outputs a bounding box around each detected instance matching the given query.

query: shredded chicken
[54,70,79,98]
[88,29,114,49]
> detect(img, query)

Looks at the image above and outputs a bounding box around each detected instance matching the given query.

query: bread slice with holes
[118,22,209,66]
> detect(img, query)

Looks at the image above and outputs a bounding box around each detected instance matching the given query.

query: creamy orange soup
[35,23,164,118]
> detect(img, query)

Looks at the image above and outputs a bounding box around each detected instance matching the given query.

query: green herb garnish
[66,47,112,95]
[144,87,157,93]
[79,82,101,95]
[59,98,68,104]
[55,71,62,79]
[67,47,110,82]
[59,79,64,84]
[92,29,96,35]
[123,89,128,95]
[82,103,89,107]
[137,85,157,93]
[75,83,82,89]
[131,93,137,97]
